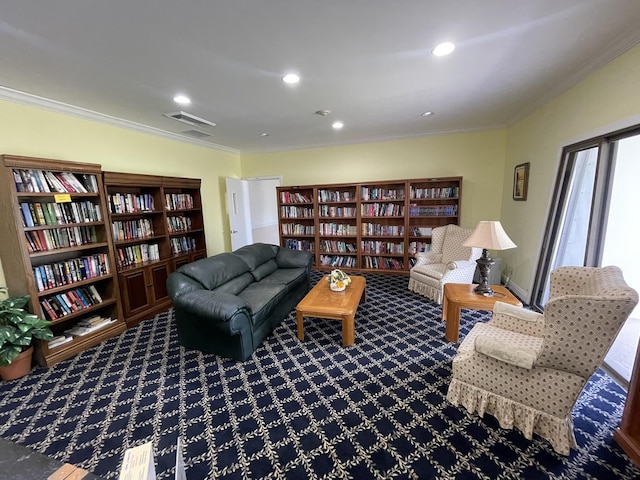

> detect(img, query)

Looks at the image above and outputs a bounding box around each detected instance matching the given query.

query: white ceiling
[2,1,640,154]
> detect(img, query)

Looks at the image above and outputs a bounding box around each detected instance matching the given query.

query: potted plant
[0,287,53,381]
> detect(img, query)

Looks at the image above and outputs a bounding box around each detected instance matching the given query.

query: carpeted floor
[0,272,638,479]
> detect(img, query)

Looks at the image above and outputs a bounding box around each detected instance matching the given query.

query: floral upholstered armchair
[408,224,482,304]
[447,266,638,455]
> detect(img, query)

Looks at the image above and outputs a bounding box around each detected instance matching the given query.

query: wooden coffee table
[442,283,522,342]
[296,275,366,346]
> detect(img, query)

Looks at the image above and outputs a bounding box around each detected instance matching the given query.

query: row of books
[165,193,195,210]
[167,215,192,233]
[361,223,404,236]
[33,253,110,292]
[40,285,104,321]
[170,236,196,255]
[319,255,358,268]
[116,243,160,268]
[408,242,432,254]
[410,186,459,199]
[108,193,155,214]
[48,315,116,349]
[112,219,155,242]
[25,225,98,253]
[319,205,357,218]
[319,240,357,253]
[362,256,405,270]
[319,223,358,236]
[409,227,433,237]
[281,223,314,235]
[280,206,314,218]
[283,239,315,251]
[13,169,98,193]
[318,190,356,202]
[409,205,458,216]
[361,241,404,254]
[361,187,405,201]
[279,191,312,204]
[361,202,405,217]
[20,201,102,228]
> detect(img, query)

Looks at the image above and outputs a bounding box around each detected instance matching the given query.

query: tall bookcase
[103,172,206,327]
[277,177,461,274]
[0,155,125,367]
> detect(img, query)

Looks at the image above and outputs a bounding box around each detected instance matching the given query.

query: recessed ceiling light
[421,111,434,117]
[261,133,269,137]
[282,73,300,84]
[173,94,191,105]
[432,42,455,56]
[332,121,344,130]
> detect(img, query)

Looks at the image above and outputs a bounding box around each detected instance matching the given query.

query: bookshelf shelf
[277,177,462,274]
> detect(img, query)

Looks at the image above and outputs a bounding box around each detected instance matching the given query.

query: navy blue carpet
[0,272,638,479]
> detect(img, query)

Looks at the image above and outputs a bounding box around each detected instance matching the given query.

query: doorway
[531,128,640,386]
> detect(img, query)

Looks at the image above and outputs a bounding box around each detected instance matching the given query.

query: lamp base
[474,249,495,297]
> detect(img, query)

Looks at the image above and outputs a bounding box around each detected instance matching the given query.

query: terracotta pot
[0,346,33,381]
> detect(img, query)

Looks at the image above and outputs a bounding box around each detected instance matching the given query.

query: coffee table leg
[342,315,355,346]
[296,310,304,342]
[445,301,461,343]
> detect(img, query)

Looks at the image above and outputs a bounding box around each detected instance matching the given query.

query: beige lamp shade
[462,221,516,251]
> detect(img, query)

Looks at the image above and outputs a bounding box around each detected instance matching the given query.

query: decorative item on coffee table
[328,269,351,291]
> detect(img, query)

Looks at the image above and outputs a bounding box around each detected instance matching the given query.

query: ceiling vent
[181,129,212,139]
[163,111,216,128]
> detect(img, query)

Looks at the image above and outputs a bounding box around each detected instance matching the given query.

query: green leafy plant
[0,287,53,366]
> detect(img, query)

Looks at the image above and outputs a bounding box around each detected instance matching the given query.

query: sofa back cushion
[213,272,255,295]
[178,253,250,290]
[252,259,279,281]
[233,243,279,280]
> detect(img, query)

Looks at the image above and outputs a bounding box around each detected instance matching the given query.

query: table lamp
[462,221,516,296]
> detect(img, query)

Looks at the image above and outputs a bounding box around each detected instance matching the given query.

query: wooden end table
[296,275,366,346]
[442,283,522,342]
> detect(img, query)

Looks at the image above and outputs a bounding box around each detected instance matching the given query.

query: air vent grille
[163,111,216,128]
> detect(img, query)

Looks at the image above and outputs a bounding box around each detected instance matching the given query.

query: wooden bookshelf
[0,155,125,367]
[277,177,462,274]
[103,172,206,326]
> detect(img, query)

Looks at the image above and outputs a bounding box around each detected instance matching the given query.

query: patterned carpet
[0,272,639,479]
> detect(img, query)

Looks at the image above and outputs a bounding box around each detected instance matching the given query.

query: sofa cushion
[233,243,278,271]
[212,272,255,296]
[259,267,307,286]
[238,283,288,327]
[251,259,279,281]
[178,253,250,291]
[276,247,313,268]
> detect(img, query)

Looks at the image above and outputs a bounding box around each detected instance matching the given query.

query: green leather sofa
[166,243,313,361]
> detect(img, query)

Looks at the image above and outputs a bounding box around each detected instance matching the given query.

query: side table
[442,283,522,342]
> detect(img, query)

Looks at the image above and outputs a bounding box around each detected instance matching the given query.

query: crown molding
[0,86,240,155]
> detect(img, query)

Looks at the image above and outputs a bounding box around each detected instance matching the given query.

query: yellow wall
[500,43,640,298]
[241,129,508,229]
[0,99,241,288]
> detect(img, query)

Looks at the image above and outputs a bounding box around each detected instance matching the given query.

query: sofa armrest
[276,247,314,269]
[173,290,252,323]
[447,260,476,270]
[167,272,204,300]
[489,301,544,336]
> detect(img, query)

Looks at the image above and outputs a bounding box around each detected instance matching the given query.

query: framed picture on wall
[513,162,529,201]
